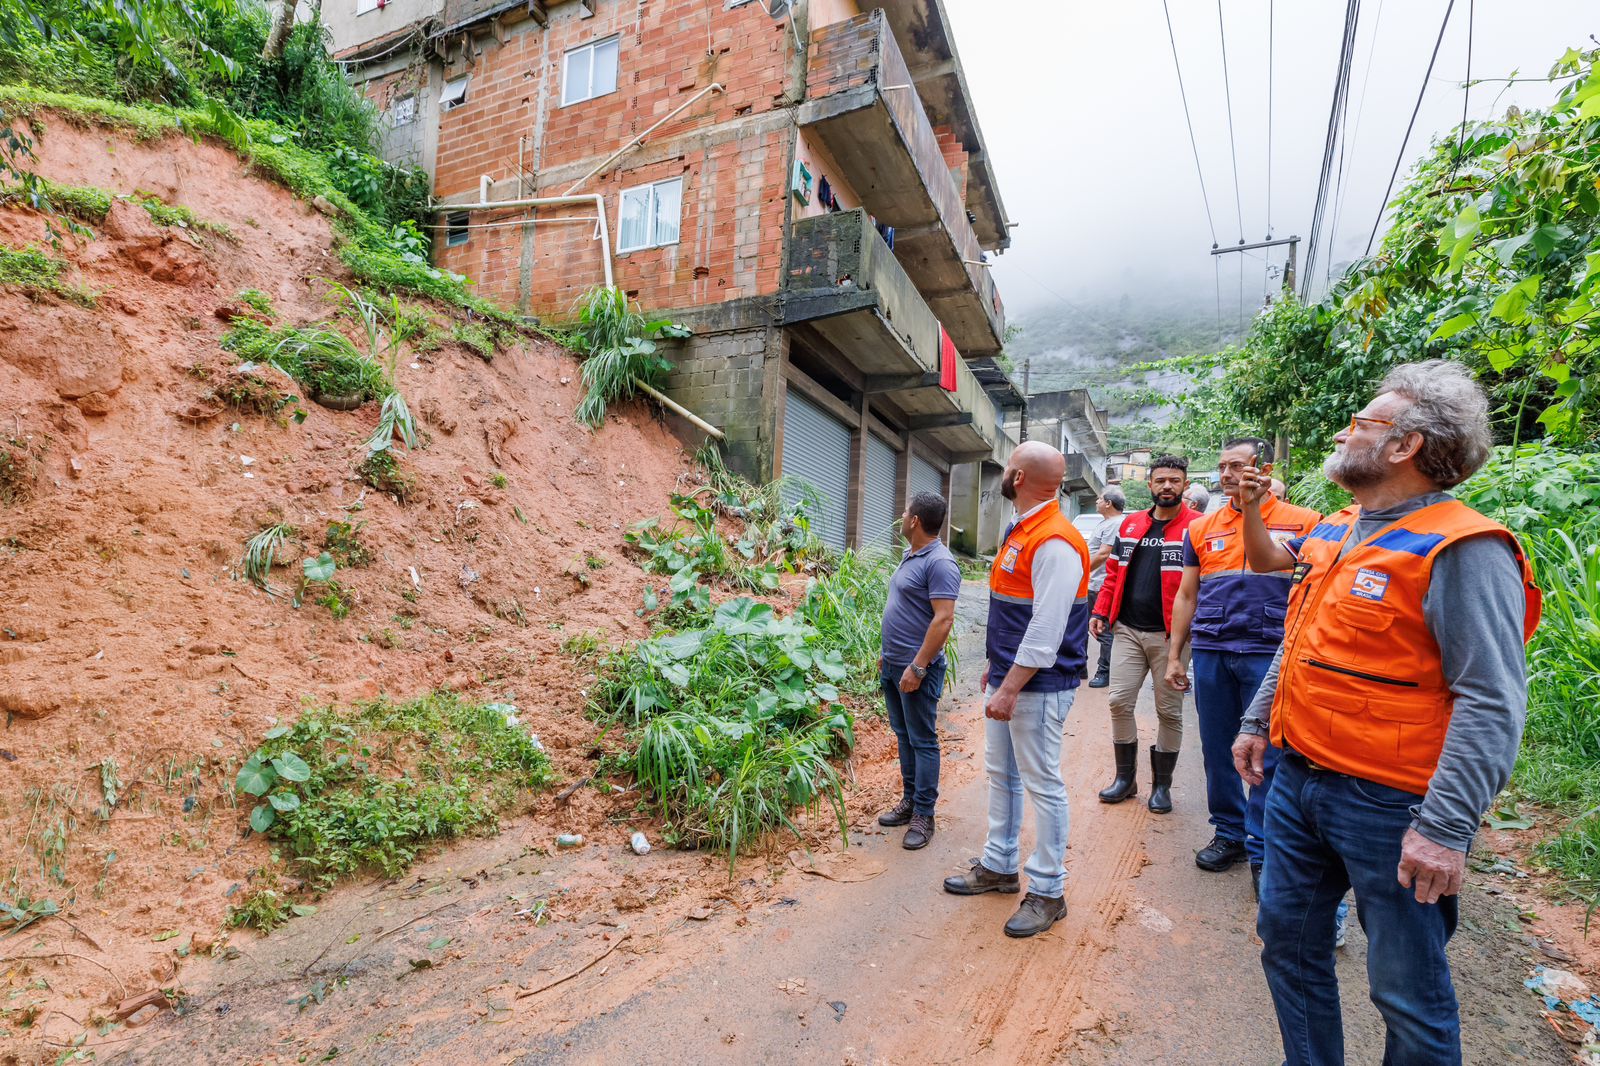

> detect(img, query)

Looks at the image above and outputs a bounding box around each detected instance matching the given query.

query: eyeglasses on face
[1346,414,1396,435]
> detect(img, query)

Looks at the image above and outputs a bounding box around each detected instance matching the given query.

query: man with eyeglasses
[1164,438,1320,888]
[1232,362,1542,1066]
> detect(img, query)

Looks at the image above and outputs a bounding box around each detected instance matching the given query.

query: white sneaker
[1334,907,1348,950]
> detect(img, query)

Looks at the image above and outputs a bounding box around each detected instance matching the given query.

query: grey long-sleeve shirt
[1240,492,1529,852]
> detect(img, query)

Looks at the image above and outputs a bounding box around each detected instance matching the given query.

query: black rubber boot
[1097,741,1139,804]
[1148,748,1178,814]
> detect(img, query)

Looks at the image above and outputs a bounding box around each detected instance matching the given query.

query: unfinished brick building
[331,0,1021,551]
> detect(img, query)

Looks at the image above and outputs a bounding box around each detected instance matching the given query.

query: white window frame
[562,36,620,107]
[440,76,469,111]
[389,93,416,127]
[445,212,470,248]
[616,178,683,254]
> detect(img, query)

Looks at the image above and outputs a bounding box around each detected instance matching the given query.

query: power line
[1364,0,1457,258]
[1327,0,1387,288]
[1264,0,1274,298]
[1162,0,1219,247]
[1216,0,1245,240]
[1452,0,1474,176]
[1302,0,1362,300]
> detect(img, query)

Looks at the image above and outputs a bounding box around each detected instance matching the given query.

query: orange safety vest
[1271,499,1542,795]
[1185,494,1322,653]
[987,502,1092,692]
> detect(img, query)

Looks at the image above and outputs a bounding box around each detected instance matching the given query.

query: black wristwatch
[910,663,927,679]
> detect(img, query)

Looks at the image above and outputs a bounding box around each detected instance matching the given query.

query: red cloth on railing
[938,326,958,392]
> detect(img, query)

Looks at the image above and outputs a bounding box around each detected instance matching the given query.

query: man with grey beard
[1232,361,1542,1066]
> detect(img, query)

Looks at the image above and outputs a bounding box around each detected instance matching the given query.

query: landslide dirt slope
[0,112,699,1040]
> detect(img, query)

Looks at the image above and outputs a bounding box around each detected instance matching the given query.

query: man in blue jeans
[1232,362,1541,1065]
[1165,437,1319,888]
[877,491,962,850]
[942,442,1090,939]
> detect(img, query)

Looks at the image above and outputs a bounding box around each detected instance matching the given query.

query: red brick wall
[805,11,879,100]
[432,0,799,316]
[934,124,969,203]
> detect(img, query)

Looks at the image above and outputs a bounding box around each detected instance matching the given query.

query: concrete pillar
[977,460,1006,555]
[844,390,869,547]
[949,462,981,556]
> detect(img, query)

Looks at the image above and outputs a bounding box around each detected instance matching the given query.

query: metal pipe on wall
[430,193,614,288]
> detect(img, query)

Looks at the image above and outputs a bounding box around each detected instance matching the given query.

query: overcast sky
[944,1,1598,321]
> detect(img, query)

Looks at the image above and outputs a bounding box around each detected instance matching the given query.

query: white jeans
[981,686,1075,898]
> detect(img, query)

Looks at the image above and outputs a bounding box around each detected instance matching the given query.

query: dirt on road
[105,584,1583,1065]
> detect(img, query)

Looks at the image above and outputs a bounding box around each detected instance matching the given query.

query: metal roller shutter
[782,389,851,551]
[910,452,944,502]
[862,433,899,550]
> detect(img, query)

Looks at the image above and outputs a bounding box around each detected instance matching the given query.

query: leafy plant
[322,520,372,567]
[223,317,388,403]
[0,242,94,305]
[233,692,552,891]
[358,441,414,502]
[132,190,234,239]
[242,522,295,590]
[568,285,683,428]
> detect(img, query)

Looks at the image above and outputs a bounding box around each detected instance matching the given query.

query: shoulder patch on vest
[1351,568,1391,601]
[1000,542,1021,573]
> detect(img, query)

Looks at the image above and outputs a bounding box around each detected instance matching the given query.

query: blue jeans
[1259,753,1461,1066]
[880,660,946,816]
[981,686,1074,898]
[1192,649,1279,863]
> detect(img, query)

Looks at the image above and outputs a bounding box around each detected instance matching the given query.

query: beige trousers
[1108,623,1188,751]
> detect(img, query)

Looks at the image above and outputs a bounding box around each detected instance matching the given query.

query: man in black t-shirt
[1089,457,1201,813]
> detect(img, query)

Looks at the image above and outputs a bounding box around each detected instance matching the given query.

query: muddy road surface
[112,583,1569,1064]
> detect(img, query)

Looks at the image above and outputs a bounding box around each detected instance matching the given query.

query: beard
[1324,439,1389,489]
[1152,489,1182,507]
[1000,472,1018,501]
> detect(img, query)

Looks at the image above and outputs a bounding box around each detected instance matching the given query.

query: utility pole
[1211,235,1301,300]
[1020,358,1031,442]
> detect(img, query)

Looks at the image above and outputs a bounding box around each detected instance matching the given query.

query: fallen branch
[555,777,591,805]
[514,933,630,1002]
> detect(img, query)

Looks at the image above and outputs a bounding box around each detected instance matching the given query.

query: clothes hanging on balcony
[938,326,959,392]
[816,175,836,211]
[876,221,895,249]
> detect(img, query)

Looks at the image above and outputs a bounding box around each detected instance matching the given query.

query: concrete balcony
[799,10,1005,356]
[1064,451,1106,500]
[784,209,999,459]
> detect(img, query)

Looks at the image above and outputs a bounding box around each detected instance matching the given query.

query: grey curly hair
[1377,360,1492,488]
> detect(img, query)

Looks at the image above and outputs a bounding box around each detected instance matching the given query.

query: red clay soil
[0,112,781,1052]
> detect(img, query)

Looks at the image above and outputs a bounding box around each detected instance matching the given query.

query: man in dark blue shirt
[878,492,963,850]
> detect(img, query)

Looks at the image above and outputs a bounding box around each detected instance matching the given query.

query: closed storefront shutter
[782,390,851,551]
[862,432,899,550]
[910,452,944,503]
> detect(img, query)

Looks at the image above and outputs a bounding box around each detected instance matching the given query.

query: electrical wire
[1264,0,1274,298]
[1301,0,1362,300]
[1216,0,1245,242]
[1451,0,1475,178]
[1326,0,1387,288]
[1364,0,1457,258]
[1162,0,1219,248]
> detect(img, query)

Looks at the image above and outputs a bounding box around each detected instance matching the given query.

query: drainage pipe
[430,194,613,288]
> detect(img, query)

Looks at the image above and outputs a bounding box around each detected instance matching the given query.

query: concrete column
[844,389,869,547]
[949,463,981,556]
[977,461,1006,555]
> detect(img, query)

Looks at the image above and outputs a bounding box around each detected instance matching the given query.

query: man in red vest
[1233,361,1541,1066]
[943,441,1090,939]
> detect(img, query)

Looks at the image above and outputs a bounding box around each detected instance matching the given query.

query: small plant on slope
[568,285,686,428]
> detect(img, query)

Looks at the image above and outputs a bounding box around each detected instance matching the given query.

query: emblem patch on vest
[1291,561,1313,586]
[1000,542,1021,574]
[1351,568,1391,601]
[1210,538,1226,552]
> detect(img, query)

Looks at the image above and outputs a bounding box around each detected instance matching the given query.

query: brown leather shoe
[878,797,913,827]
[1004,892,1067,938]
[903,814,935,850]
[942,860,1020,895]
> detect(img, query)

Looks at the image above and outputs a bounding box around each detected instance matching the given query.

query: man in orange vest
[1165,438,1320,883]
[1232,361,1541,1066]
[943,441,1090,939]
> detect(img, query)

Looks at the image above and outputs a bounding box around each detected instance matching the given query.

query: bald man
[943,442,1091,939]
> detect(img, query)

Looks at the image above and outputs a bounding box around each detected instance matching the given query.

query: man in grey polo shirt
[878,491,963,850]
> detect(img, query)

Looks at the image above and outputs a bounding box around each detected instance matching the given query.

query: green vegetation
[0,243,94,305]
[1158,50,1600,898]
[133,190,234,239]
[234,692,552,895]
[0,177,111,222]
[568,285,688,427]
[592,452,904,868]
[359,448,413,502]
[452,320,498,362]
[237,287,275,318]
[322,520,372,568]
[222,314,389,404]
[242,522,294,589]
